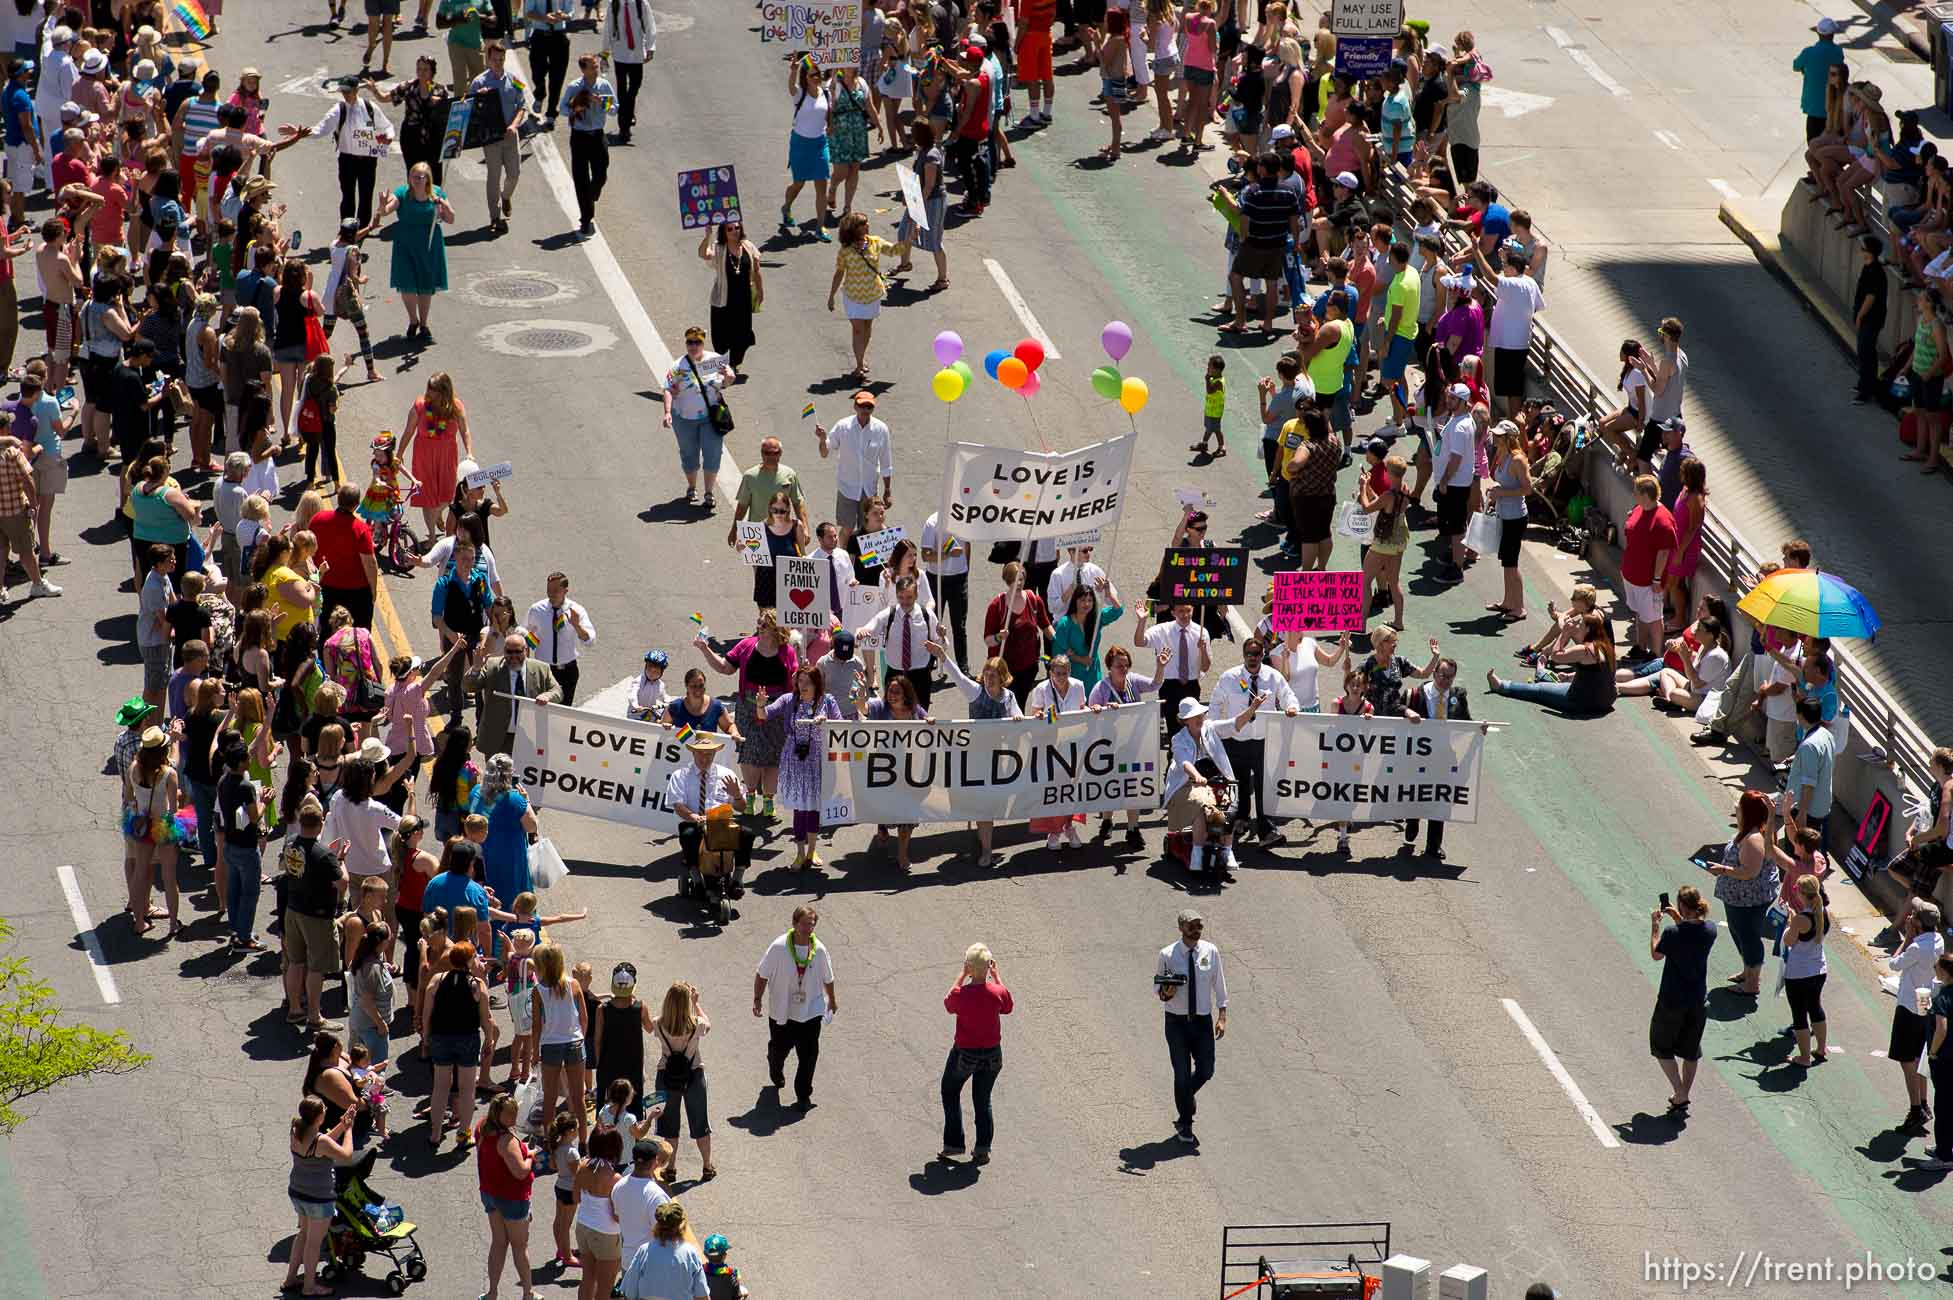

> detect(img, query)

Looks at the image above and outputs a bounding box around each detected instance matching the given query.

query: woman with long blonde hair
[532,940,591,1148]
[1785,871,1831,1067]
[652,980,715,1183]
[397,370,473,536]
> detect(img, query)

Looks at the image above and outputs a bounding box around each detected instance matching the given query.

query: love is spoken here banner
[515,703,732,835]
[939,434,1136,545]
[1263,713,1486,824]
[820,704,1161,824]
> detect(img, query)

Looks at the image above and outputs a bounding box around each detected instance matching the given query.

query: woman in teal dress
[1049,578,1124,694]
[377,161,456,344]
[824,66,880,223]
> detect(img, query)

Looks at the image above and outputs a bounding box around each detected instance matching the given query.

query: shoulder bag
[685,356,734,436]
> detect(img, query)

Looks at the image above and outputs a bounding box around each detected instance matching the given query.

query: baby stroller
[318,1147,428,1294]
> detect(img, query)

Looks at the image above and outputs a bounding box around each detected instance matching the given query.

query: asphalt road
[1,2,1951,1298]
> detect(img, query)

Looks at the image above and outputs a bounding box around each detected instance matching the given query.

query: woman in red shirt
[940,943,1013,1163]
[475,1093,536,1300]
[982,560,1051,709]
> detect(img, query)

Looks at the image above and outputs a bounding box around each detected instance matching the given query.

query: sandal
[928,278,950,290]
[700,1164,718,1182]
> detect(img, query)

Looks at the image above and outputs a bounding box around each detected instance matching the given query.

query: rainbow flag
[673,723,695,743]
[800,403,817,419]
[171,0,211,39]
[522,626,540,649]
[688,612,706,627]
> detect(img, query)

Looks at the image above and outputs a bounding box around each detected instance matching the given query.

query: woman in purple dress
[765,664,842,871]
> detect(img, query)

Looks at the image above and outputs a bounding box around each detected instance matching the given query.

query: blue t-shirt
[3,85,34,147]
[421,870,492,933]
[1806,677,1838,724]
[1310,284,1359,322]
[1655,919,1718,1007]
[1794,39,1843,119]
[621,1240,709,1300]
[668,695,730,733]
[1380,86,1412,156]
[1481,202,1512,240]
[30,393,60,458]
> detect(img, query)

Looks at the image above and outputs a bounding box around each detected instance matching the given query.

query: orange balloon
[997,356,1029,389]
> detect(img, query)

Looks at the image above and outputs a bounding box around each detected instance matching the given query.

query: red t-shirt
[1349,253,1379,319]
[88,174,131,247]
[51,150,88,194]
[310,509,376,588]
[959,72,992,140]
[1621,504,1678,587]
[945,977,1013,1048]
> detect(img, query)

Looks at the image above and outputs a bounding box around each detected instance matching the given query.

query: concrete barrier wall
[1777,187,1918,361]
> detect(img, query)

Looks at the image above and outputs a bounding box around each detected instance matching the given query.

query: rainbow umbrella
[1736,568,1880,640]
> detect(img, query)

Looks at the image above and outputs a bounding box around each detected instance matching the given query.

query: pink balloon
[1020,369,1042,398]
[1101,320,1134,362]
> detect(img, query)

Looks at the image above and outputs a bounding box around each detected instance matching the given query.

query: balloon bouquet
[929,320,1149,436]
[1090,320,1149,421]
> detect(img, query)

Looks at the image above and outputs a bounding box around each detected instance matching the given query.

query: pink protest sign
[1270,570,1366,633]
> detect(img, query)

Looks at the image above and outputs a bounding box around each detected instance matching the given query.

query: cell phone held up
[1659,892,1670,912]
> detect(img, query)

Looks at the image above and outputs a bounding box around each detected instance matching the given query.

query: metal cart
[1219,1221,1391,1299]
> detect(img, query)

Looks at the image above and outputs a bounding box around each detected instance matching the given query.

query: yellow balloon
[1119,376,1150,414]
[932,367,966,402]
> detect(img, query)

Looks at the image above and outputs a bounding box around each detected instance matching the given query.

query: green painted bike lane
[1006,123,1948,1291]
[0,1144,48,1298]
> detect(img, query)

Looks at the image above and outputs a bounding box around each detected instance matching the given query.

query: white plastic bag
[514,1077,545,1138]
[1334,500,1375,543]
[1463,509,1501,557]
[531,836,569,890]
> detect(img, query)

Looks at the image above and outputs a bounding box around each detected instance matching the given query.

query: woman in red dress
[398,371,472,537]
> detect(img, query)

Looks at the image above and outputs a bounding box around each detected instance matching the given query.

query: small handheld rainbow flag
[690,611,709,641]
[800,403,817,420]
[673,723,695,743]
[170,0,212,39]
[552,609,568,630]
[522,626,541,649]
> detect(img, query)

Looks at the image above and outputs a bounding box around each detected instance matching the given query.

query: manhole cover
[458,268,581,309]
[477,318,619,360]
[509,327,592,352]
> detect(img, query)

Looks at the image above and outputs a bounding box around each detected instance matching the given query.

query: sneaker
[1917,1155,1953,1170]
[1174,1122,1197,1145]
[701,491,715,511]
[29,579,61,598]
[938,1145,966,1159]
[307,1018,344,1034]
[971,1147,991,1165]
[579,219,595,236]
[0,587,8,603]
[1124,828,1144,850]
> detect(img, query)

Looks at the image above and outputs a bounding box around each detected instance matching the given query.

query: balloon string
[1023,393,1051,453]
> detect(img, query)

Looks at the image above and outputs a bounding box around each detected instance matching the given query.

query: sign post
[1329,0,1402,79]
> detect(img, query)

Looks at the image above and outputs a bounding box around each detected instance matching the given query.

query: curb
[1716,197,1861,360]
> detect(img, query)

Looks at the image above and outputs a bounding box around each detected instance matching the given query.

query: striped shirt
[1238,181,1301,248]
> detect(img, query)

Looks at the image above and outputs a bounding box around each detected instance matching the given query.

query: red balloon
[1013,338,1045,373]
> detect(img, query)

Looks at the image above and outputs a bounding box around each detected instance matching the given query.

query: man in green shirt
[1378,241,1420,432]
[726,436,807,549]
[439,0,486,94]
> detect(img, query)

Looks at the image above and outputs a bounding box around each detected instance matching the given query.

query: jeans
[1856,316,1883,400]
[337,152,379,225]
[766,1016,822,1102]
[1724,901,1769,969]
[947,134,990,207]
[1628,656,1664,680]
[223,840,262,943]
[568,128,607,223]
[1222,736,1268,831]
[670,414,724,477]
[940,1045,1002,1151]
[529,30,570,112]
[184,776,219,866]
[1493,678,1603,715]
[1163,1012,1216,1127]
[613,60,643,132]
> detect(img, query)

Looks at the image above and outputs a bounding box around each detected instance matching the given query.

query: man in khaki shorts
[280,800,349,1033]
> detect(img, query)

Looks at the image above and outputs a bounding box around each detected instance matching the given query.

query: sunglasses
[1188,524,1208,532]
[769,507,789,516]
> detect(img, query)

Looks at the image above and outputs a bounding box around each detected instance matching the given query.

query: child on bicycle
[358,430,418,536]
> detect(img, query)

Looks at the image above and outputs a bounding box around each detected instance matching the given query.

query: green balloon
[951,359,975,386]
[1091,365,1123,399]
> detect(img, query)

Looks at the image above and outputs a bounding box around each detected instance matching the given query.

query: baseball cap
[1448,382,1472,401]
[852,388,876,406]
[1333,171,1360,190]
[1177,907,1204,927]
[832,629,856,654]
[1657,416,1687,434]
[967,33,988,49]
[1269,123,1294,142]
[632,1139,663,1166]
[1814,16,1841,34]
[703,1234,731,1256]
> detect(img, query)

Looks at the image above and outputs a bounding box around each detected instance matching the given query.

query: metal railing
[1381,171,1938,796]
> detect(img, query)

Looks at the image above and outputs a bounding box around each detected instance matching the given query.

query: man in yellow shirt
[1377,241,1421,433]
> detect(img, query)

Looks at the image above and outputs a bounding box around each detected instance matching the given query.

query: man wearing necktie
[1210,638,1300,844]
[1155,908,1226,1146]
[1144,603,1210,736]
[464,631,562,757]
[601,0,654,143]
[859,574,936,710]
[667,734,752,899]
[525,573,597,705]
[1401,657,1476,860]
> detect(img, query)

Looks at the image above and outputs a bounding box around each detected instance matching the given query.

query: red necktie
[1177,627,1190,679]
[623,1,635,49]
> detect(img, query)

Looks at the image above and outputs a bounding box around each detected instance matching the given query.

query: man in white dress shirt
[1044,544,1105,616]
[666,734,751,898]
[282,77,395,226]
[523,570,596,705]
[1143,603,1211,735]
[753,904,836,1109]
[919,510,969,676]
[1164,694,1261,876]
[1155,908,1227,1145]
[1208,637,1299,845]
[815,389,893,538]
[802,519,855,665]
[860,574,937,709]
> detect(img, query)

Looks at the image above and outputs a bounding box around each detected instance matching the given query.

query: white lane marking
[1652,129,1683,151]
[983,258,1062,359]
[56,865,121,1005]
[1706,178,1741,202]
[1500,998,1619,1148]
[1545,26,1630,98]
[1482,86,1556,120]
[509,51,741,501]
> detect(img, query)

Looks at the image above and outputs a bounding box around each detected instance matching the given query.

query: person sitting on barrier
[1889,747,1953,934]
[667,734,752,899]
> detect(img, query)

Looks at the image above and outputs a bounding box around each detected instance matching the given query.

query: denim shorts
[291,1194,336,1222]
[429,1032,479,1068]
[539,1040,583,1067]
[351,1022,389,1065]
[479,1191,531,1221]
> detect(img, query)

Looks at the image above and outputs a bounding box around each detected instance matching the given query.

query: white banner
[775,554,830,631]
[842,578,884,648]
[1330,0,1404,37]
[514,702,732,835]
[1263,714,1486,824]
[895,161,929,231]
[820,704,1161,824]
[939,434,1137,544]
[465,460,514,490]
